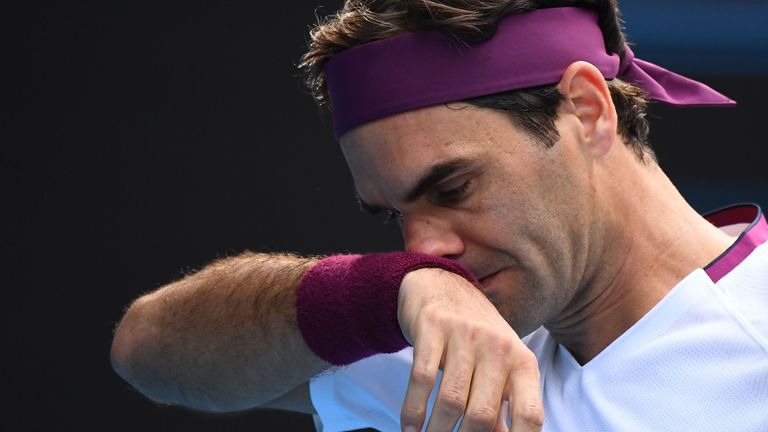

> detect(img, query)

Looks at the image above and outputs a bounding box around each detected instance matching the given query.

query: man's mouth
[478,268,505,290]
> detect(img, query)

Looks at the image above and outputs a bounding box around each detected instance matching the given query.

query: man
[111,1,768,431]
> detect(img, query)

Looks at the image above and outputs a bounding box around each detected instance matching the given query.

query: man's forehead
[340,108,457,179]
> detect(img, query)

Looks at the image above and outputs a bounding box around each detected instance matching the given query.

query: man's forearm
[110,252,330,413]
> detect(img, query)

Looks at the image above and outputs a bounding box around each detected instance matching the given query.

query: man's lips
[478,269,505,290]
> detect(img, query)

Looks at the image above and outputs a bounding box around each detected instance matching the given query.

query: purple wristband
[295,252,478,366]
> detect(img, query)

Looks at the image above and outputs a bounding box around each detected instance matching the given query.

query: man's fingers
[398,270,542,431]
[493,400,510,432]
[401,332,444,432]
[425,338,474,432]
[509,351,544,432]
[457,337,511,432]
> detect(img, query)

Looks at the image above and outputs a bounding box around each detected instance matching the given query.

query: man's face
[340,103,598,336]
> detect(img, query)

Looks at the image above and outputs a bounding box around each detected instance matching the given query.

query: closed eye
[433,179,473,205]
[355,194,403,225]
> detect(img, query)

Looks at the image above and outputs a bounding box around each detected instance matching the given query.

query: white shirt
[309,204,768,431]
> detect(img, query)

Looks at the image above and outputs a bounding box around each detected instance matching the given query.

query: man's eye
[435,180,472,204]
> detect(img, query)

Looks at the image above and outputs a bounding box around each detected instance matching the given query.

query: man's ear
[557,61,618,157]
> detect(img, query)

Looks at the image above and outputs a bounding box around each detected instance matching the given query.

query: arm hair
[111,252,329,413]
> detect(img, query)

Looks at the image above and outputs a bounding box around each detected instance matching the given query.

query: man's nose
[401,215,465,258]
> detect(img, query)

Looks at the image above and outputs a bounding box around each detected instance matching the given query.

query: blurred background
[4,1,766,430]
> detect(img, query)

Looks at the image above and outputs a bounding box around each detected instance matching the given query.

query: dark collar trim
[703,203,767,283]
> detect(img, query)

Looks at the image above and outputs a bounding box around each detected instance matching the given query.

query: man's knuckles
[435,387,468,414]
[513,349,540,374]
[512,399,544,429]
[462,405,500,431]
[410,364,438,388]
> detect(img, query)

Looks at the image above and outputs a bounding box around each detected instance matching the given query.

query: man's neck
[544,156,735,365]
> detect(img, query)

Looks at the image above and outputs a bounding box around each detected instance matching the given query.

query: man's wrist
[397,267,477,344]
[295,252,478,366]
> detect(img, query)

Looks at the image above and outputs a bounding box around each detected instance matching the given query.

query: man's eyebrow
[403,158,474,203]
[353,157,474,214]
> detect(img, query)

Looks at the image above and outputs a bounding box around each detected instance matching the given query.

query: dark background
[5,1,767,431]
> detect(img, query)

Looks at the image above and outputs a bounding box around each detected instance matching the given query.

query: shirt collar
[703,203,767,282]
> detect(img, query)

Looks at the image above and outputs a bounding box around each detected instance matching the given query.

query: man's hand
[397,268,543,432]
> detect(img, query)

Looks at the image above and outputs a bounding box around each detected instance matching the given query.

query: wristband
[295,252,478,366]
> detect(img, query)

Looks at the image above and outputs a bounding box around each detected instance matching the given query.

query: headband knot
[617,45,636,76]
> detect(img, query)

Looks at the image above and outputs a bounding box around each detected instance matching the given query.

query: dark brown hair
[299,0,653,160]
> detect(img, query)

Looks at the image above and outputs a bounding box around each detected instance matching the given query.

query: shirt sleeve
[309,348,414,432]
[309,347,456,432]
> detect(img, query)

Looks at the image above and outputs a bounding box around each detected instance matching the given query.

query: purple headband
[324,7,735,139]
